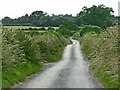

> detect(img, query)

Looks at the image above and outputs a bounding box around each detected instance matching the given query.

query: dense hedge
[2,28,70,88]
[74,25,118,88]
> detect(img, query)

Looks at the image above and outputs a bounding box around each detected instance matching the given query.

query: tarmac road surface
[19,37,102,88]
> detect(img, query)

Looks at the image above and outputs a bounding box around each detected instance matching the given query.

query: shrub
[28,27,32,30]
[33,28,39,30]
[40,27,46,30]
[73,32,80,40]
[47,26,55,31]
[80,25,104,37]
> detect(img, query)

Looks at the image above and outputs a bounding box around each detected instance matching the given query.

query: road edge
[80,45,104,88]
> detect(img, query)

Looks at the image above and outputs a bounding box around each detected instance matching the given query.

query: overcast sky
[0,0,119,19]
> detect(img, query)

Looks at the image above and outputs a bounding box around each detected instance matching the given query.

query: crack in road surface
[19,38,102,88]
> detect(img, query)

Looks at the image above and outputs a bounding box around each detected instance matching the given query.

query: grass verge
[2,62,42,88]
[73,25,118,88]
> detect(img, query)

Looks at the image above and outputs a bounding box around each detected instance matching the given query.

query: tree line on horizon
[2,12,76,27]
[2,4,117,29]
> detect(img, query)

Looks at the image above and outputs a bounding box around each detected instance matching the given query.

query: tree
[74,17,82,26]
[51,16,66,26]
[60,20,79,31]
[57,20,79,37]
[77,4,114,29]
[39,15,52,26]
[32,20,40,26]
[17,14,30,25]
[2,10,77,27]
[2,15,31,26]
[2,17,12,25]
[30,11,44,22]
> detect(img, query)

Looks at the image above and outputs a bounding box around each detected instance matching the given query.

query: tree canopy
[77,4,114,29]
[57,20,79,37]
[2,11,75,27]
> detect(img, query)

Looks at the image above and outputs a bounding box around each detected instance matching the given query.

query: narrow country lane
[19,38,102,88]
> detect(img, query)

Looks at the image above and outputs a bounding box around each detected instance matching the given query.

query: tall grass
[2,28,69,88]
[74,25,118,88]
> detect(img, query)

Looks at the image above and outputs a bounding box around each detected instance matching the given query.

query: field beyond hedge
[3,26,59,30]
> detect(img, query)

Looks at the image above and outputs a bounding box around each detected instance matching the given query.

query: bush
[47,26,55,31]
[61,20,79,31]
[28,27,32,30]
[80,25,103,37]
[40,27,46,30]
[73,32,80,40]
[21,27,46,31]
